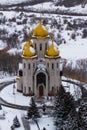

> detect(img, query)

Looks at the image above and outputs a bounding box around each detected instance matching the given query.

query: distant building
[16,20,61,97]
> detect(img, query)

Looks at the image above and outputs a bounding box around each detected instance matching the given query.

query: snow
[0,83,31,106]
[38,117,55,130]
[0,80,55,130]
[67,4,87,14]
[0,75,15,83]
[0,11,17,19]
[0,0,29,5]
[59,39,87,60]
[0,40,7,50]
[30,46,35,53]
[62,80,82,100]
[7,48,18,55]
[30,117,56,130]
[0,107,25,130]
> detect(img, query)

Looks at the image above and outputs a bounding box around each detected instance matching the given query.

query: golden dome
[33,21,48,37]
[46,42,59,57]
[23,40,36,57]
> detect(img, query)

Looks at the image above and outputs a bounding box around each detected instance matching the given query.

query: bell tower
[32,21,49,58]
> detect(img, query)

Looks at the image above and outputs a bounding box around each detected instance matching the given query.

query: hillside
[54,0,87,8]
[0,1,87,81]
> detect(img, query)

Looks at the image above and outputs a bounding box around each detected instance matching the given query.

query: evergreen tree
[53,85,78,130]
[13,115,20,128]
[77,100,87,129]
[27,97,40,119]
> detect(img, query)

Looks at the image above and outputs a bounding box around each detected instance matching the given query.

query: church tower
[16,19,61,97]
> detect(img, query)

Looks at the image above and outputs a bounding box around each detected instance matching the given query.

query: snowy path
[21,116,30,130]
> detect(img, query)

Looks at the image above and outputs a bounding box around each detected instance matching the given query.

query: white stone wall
[46,58,61,94]
[22,58,36,95]
[33,38,49,58]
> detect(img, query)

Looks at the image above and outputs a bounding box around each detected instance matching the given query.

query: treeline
[63,59,87,83]
[54,0,87,8]
[0,48,21,75]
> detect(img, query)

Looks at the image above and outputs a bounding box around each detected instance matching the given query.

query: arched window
[52,63,54,69]
[57,62,59,68]
[47,63,49,68]
[40,44,42,50]
[35,43,36,49]
[29,87,31,93]
[19,70,23,76]
[33,63,35,69]
[24,63,26,68]
[28,63,30,69]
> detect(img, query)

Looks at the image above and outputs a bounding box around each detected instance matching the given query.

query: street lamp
[13,80,15,95]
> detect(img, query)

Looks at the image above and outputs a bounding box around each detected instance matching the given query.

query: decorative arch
[37,72,46,87]
[34,70,49,96]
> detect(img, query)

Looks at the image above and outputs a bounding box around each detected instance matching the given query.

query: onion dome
[46,42,60,57]
[33,21,48,37]
[22,40,36,57]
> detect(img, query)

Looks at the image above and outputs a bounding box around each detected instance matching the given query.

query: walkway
[0,79,87,110]
[21,116,30,130]
[62,79,87,99]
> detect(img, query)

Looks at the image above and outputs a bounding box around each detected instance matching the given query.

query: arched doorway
[37,72,46,87]
[39,85,43,96]
[37,72,46,96]
[34,70,48,96]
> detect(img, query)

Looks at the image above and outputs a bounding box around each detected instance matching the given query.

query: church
[16,19,61,97]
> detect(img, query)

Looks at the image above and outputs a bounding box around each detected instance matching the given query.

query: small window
[24,63,26,68]
[57,63,59,68]
[24,87,26,93]
[33,63,35,69]
[40,44,42,50]
[28,64,30,69]
[52,86,54,91]
[35,43,36,49]
[29,87,31,93]
[47,63,49,68]
[52,63,54,69]
[19,70,23,76]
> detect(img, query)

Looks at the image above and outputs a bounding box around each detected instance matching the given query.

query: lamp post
[13,79,15,95]
[13,79,16,105]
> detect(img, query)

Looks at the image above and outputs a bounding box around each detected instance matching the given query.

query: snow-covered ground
[0,105,54,130]
[0,107,25,130]
[29,2,87,14]
[59,39,87,60]
[0,0,87,15]
[0,80,55,130]
[30,117,55,130]
[0,0,29,5]
[0,79,81,106]
[0,77,81,130]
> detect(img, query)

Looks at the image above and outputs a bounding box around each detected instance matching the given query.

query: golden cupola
[22,40,36,58]
[33,21,48,38]
[46,41,60,58]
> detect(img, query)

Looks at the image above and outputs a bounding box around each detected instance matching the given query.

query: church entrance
[39,85,43,96]
[37,72,46,96]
